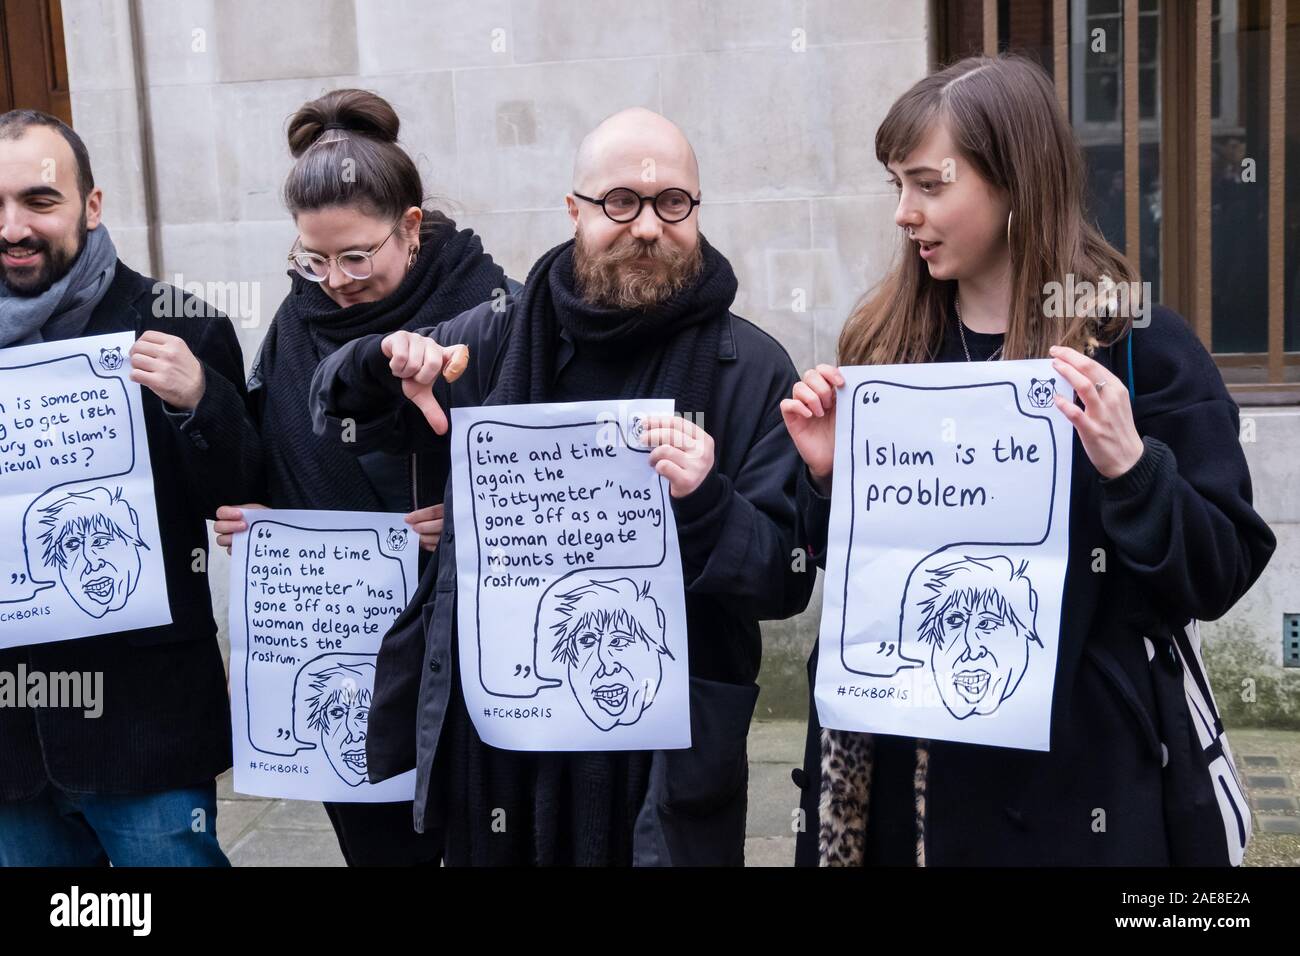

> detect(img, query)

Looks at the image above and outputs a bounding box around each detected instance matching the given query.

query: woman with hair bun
[214,88,513,866]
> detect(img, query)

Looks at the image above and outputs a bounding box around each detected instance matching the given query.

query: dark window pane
[1074,2,1126,251]
[1210,0,1270,355]
[1093,17,1122,69]
[1085,71,1120,123]
[1139,18,1160,60]
[1140,66,1157,119]
[1138,8,1162,301]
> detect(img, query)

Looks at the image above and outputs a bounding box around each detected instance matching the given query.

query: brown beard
[0,210,88,297]
[573,226,703,310]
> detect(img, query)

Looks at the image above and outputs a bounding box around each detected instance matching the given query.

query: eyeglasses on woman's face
[287,218,402,282]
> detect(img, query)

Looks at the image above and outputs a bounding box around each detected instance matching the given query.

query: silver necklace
[954,296,1004,362]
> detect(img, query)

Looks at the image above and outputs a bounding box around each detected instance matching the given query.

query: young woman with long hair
[782,55,1274,866]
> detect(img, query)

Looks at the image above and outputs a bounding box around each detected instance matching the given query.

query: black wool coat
[1,261,262,799]
[310,295,817,865]
[793,306,1276,866]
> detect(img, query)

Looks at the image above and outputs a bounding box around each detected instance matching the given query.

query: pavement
[216,722,1300,866]
[1231,728,1300,866]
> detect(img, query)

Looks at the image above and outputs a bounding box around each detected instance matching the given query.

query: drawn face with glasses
[288,205,420,307]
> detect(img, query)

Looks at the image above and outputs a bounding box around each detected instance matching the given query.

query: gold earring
[1006,210,1013,246]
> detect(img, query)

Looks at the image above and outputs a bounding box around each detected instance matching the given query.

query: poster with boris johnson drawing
[815,360,1073,751]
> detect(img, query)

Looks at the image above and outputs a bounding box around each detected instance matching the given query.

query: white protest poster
[228,509,417,801]
[0,331,169,648]
[450,399,690,752]
[815,361,1073,751]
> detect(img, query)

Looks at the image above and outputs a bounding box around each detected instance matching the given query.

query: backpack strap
[1110,329,1136,403]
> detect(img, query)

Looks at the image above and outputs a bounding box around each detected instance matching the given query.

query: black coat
[0,261,262,799]
[793,306,1276,865]
[239,248,516,867]
[310,296,816,864]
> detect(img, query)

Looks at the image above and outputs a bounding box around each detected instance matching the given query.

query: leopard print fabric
[818,728,871,866]
[818,729,930,867]
[914,738,930,866]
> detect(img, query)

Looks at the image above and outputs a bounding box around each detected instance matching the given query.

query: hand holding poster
[450,400,690,752]
[228,510,417,801]
[0,331,169,648]
[815,361,1073,751]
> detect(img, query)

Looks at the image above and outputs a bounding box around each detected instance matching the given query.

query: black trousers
[322,800,442,866]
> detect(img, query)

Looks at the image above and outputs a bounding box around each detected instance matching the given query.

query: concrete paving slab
[216,798,272,850]
[744,836,796,867]
[258,799,335,831]
[228,828,345,867]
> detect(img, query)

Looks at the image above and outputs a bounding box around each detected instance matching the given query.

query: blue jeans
[0,783,230,867]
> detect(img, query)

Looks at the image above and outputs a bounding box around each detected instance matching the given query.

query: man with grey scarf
[0,111,261,866]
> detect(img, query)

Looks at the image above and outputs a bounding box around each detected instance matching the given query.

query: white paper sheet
[450,400,690,752]
[815,361,1074,751]
[0,332,170,648]
[228,509,417,801]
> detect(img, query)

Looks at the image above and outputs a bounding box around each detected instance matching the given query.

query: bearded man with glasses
[310,106,814,867]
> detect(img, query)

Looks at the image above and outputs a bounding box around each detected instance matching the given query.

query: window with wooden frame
[934,0,1298,404]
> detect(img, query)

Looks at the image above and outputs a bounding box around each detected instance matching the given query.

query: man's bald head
[567,109,704,311]
[572,108,699,196]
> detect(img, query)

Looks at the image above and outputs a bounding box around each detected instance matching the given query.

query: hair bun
[286,88,400,158]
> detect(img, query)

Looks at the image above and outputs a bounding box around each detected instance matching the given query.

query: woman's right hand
[214,503,268,554]
[780,364,844,495]
[404,503,444,552]
[380,331,469,436]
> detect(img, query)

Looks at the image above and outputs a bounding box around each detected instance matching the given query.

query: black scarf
[441,235,738,866]
[257,222,507,510]
[489,235,737,419]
